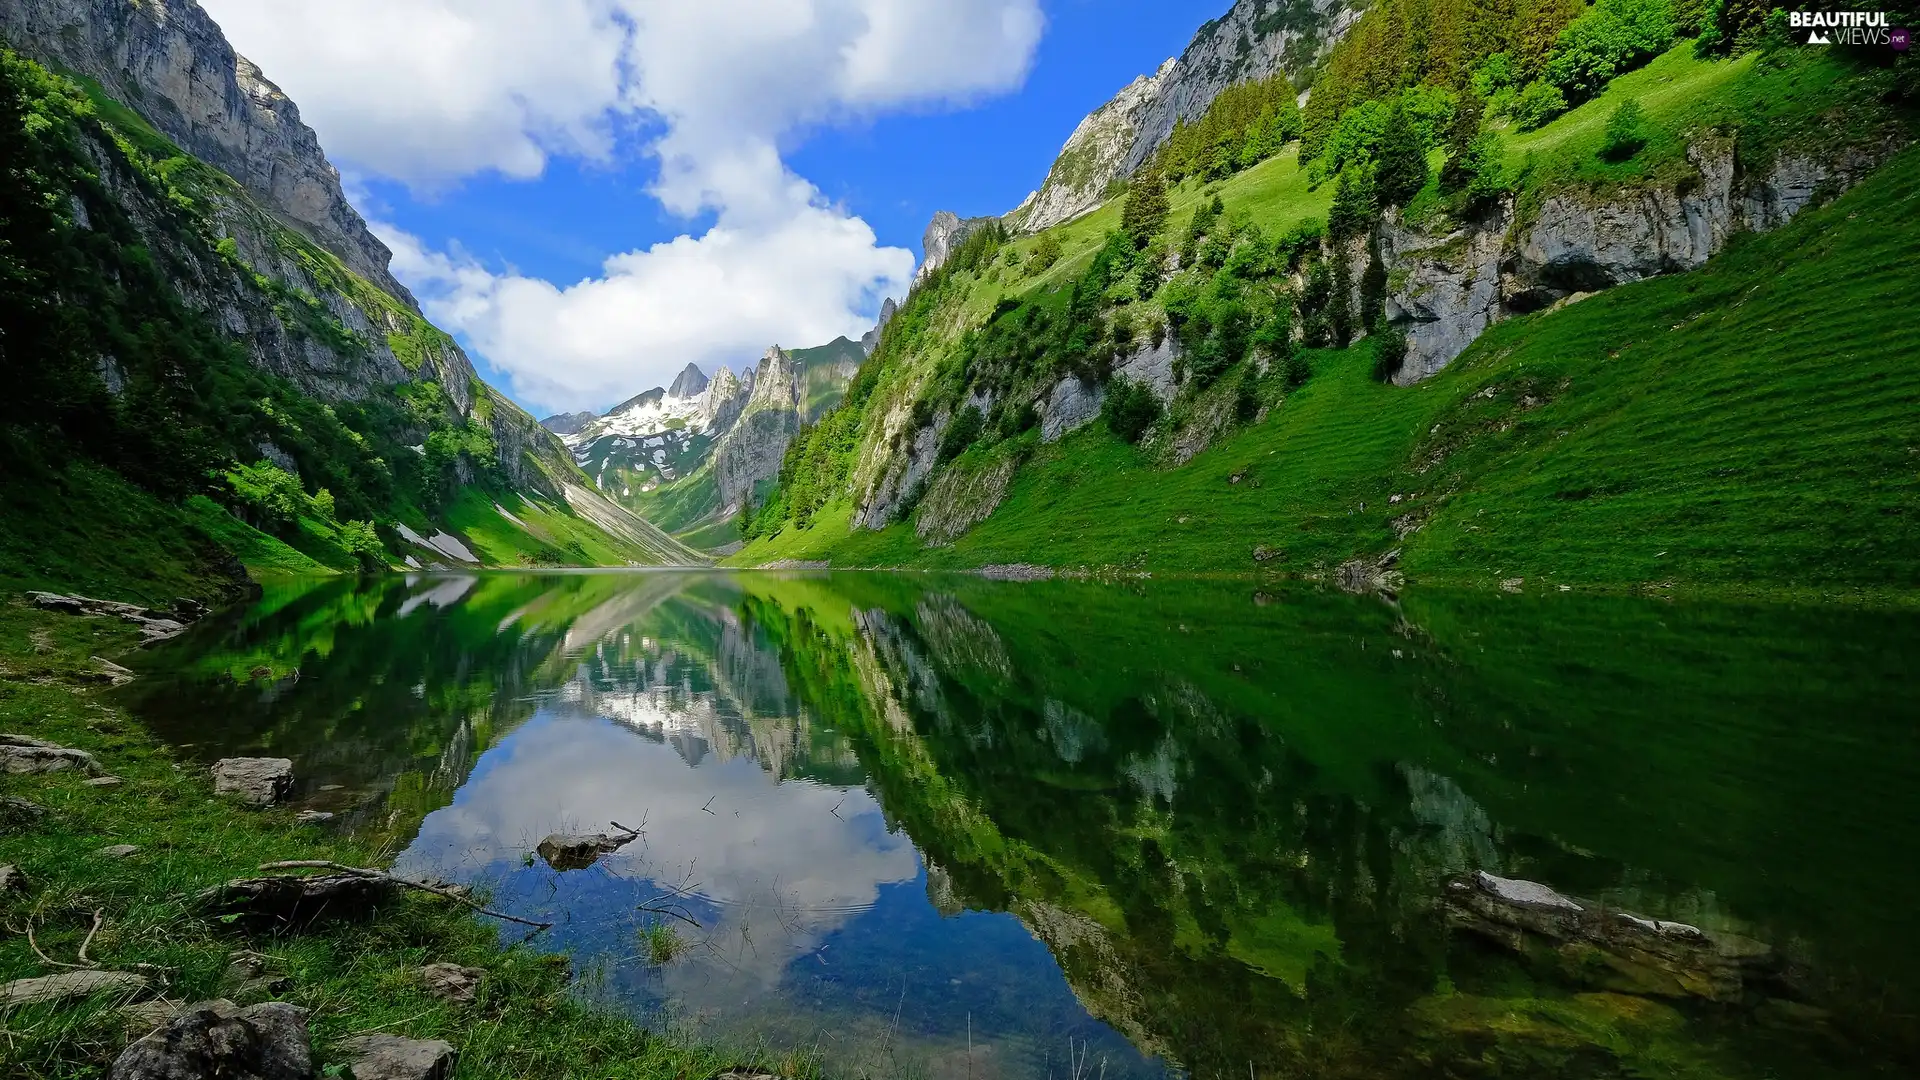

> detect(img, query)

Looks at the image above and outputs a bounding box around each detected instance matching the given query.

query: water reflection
[124,571,1920,1080]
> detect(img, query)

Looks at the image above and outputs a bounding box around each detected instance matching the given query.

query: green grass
[438,488,673,568]
[0,600,812,1079]
[733,142,1920,596]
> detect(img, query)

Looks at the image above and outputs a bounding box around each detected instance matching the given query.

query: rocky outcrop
[1379,139,1899,383]
[1020,0,1358,231]
[1039,336,1179,443]
[916,453,1019,546]
[667,362,709,399]
[0,0,411,305]
[713,347,803,513]
[915,211,995,282]
[860,297,899,355]
[539,411,598,436]
[1,734,102,775]
[1020,61,1176,232]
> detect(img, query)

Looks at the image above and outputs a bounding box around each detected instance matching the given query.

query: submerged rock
[536,830,637,872]
[213,758,295,807]
[1446,871,1777,1002]
[108,1000,312,1080]
[1,969,150,1007]
[0,734,101,775]
[335,1034,456,1080]
[198,874,398,932]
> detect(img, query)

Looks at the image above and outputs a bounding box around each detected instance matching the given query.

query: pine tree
[1121,166,1170,249]
[1330,256,1356,349]
[1441,92,1486,189]
[1328,168,1378,240]
[1374,99,1430,208]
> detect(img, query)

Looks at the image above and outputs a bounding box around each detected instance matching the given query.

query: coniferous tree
[1121,166,1170,249]
[1330,256,1355,349]
[1328,169,1378,240]
[1374,100,1430,208]
[1441,92,1486,189]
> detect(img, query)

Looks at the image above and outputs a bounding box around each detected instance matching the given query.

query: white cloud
[200,1,1045,413]
[379,194,913,412]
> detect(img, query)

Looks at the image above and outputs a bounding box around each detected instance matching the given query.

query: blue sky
[198,1,1223,415]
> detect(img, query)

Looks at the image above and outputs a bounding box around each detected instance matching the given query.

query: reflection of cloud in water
[400,713,919,985]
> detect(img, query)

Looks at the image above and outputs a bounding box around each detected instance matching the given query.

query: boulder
[335,1034,457,1080]
[0,863,25,894]
[417,963,485,1005]
[0,733,101,775]
[25,591,187,641]
[1,969,149,1007]
[0,795,47,829]
[198,874,398,933]
[109,1000,313,1080]
[213,758,295,807]
[536,830,636,872]
[98,844,141,859]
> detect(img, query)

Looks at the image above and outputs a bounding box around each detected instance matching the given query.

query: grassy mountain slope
[0,46,698,602]
[731,130,1920,595]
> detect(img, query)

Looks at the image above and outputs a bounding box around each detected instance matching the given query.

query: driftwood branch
[8,911,104,971]
[257,861,553,931]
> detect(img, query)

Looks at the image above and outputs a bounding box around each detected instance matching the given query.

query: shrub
[1372,326,1410,382]
[222,461,307,531]
[1027,233,1062,274]
[1102,379,1163,443]
[1512,80,1569,131]
[1462,132,1511,204]
[936,404,984,464]
[338,519,385,571]
[1545,0,1676,103]
[1601,99,1649,161]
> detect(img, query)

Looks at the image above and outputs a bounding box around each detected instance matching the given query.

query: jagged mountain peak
[0,0,417,307]
[669,362,709,399]
[541,411,599,436]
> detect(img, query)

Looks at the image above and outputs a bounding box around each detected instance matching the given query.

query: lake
[122,571,1920,1079]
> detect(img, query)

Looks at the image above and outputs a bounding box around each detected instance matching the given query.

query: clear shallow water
[124,571,1920,1079]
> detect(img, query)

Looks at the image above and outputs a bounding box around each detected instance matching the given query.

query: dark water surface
[123,572,1920,1079]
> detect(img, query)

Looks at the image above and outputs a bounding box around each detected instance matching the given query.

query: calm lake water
[124,571,1920,1080]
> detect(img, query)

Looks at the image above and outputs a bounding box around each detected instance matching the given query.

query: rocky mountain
[554,337,865,545]
[860,297,899,356]
[916,0,1357,259]
[0,0,700,578]
[0,0,412,303]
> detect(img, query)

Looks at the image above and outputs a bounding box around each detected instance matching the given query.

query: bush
[1372,326,1410,382]
[1601,99,1648,161]
[1102,379,1163,444]
[1026,233,1062,275]
[222,461,307,531]
[1545,0,1677,103]
[1512,80,1569,131]
[1462,132,1510,204]
[338,519,385,571]
[936,405,985,464]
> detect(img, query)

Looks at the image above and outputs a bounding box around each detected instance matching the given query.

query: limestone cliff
[1376,138,1901,382]
[0,0,412,304]
[915,211,997,282]
[714,347,803,513]
[1020,0,1357,232]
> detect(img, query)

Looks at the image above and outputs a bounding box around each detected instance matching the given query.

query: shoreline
[0,597,808,1080]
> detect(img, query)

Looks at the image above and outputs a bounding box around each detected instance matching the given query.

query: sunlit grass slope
[734,143,1920,594]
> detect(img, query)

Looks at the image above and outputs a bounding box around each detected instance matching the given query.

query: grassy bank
[0,599,803,1079]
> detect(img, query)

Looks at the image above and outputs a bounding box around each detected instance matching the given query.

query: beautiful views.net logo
[1789,11,1909,48]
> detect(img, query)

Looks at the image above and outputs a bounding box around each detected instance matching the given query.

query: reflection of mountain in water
[126,572,1920,1080]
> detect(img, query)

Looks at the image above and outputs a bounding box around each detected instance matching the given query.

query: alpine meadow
[2,3,1917,1080]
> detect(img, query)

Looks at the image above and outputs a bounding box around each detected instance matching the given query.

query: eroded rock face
[334,1034,456,1080]
[915,211,997,282]
[714,348,803,514]
[213,758,295,807]
[860,297,899,356]
[109,1000,313,1080]
[198,874,398,932]
[1379,139,1900,383]
[0,0,407,304]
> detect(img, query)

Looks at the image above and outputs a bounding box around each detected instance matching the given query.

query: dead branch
[257,861,553,931]
[76,909,103,967]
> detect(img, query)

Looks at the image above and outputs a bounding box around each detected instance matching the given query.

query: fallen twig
[76,909,103,968]
[8,913,102,971]
[257,861,553,931]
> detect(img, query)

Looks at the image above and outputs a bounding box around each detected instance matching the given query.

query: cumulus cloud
[200,1,1045,412]
[378,198,913,413]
